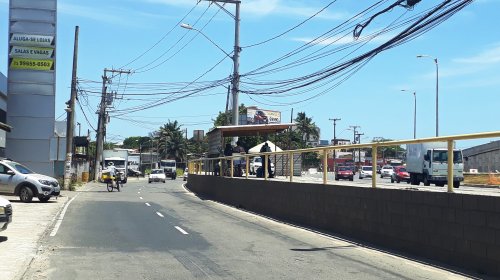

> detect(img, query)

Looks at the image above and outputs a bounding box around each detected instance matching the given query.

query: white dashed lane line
[138,192,141,194]
[145,203,151,207]
[175,226,189,235]
[156,212,164,218]
[139,197,143,200]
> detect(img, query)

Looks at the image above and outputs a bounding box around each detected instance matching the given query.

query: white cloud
[147,0,350,20]
[453,44,500,65]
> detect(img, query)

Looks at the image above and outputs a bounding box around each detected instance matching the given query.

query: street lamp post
[181,0,241,143]
[329,118,341,169]
[401,89,417,139]
[417,55,439,137]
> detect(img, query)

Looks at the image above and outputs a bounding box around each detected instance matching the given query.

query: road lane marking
[138,192,141,194]
[156,212,164,218]
[139,197,143,200]
[175,226,189,235]
[50,194,79,237]
[145,203,151,207]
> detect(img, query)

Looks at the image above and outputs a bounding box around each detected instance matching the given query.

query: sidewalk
[0,192,73,280]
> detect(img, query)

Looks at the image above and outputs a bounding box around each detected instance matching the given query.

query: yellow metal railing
[188,131,500,193]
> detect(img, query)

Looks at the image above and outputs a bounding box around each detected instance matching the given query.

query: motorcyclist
[107,162,117,187]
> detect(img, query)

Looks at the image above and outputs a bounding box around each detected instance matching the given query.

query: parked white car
[0,158,60,202]
[359,166,373,179]
[0,196,12,232]
[148,169,166,183]
[249,157,275,175]
[380,165,394,178]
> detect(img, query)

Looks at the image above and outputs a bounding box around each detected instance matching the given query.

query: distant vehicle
[0,158,60,203]
[249,157,274,175]
[149,169,166,183]
[253,110,268,124]
[0,196,12,232]
[183,168,188,181]
[380,165,394,178]
[103,149,129,183]
[406,142,464,188]
[335,166,353,181]
[159,159,177,180]
[128,168,142,177]
[391,166,410,184]
[376,166,381,174]
[358,166,373,179]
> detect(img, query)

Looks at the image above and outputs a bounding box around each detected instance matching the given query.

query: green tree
[122,136,151,149]
[156,120,187,162]
[295,112,320,147]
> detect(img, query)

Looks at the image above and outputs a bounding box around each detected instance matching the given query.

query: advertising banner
[246,108,281,125]
[9,46,54,59]
[10,33,55,47]
[9,57,54,71]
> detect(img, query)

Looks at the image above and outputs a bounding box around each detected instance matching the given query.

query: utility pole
[355,132,364,164]
[349,125,360,166]
[329,118,341,168]
[225,84,231,125]
[64,26,79,190]
[93,68,131,181]
[203,0,241,143]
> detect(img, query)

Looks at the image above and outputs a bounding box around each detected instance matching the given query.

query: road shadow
[0,236,8,242]
[9,199,58,204]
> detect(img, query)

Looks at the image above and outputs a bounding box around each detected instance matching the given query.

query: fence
[189,131,500,193]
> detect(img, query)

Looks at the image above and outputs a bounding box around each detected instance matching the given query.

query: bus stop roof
[207,123,295,137]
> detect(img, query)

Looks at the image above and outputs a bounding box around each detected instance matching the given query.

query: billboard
[246,108,281,125]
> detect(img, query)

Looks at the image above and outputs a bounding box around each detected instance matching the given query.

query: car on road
[249,157,274,175]
[128,168,142,177]
[380,165,394,178]
[335,166,354,181]
[148,169,166,183]
[183,168,188,181]
[0,196,12,232]
[358,166,373,179]
[391,166,411,184]
[0,158,60,203]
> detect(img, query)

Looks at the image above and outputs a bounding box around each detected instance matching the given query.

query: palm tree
[295,112,319,147]
[156,120,186,161]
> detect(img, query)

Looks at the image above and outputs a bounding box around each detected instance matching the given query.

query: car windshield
[254,158,262,163]
[382,166,392,169]
[338,167,347,171]
[6,162,34,174]
[161,161,176,167]
[398,168,407,172]
[362,166,372,171]
[151,170,163,174]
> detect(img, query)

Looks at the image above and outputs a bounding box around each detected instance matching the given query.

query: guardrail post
[290,152,294,182]
[323,149,328,185]
[245,155,249,179]
[264,154,268,180]
[372,146,377,188]
[230,157,234,178]
[447,140,454,193]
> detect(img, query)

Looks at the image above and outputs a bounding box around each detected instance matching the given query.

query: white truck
[103,149,129,183]
[159,159,177,180]
[406,142,464,188]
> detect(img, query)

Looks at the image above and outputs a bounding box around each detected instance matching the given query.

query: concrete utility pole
[349,125,360,165]
[64,26,79,190]
[203,0,241,142]
[93,68,131,181]
[355,132,364,164]
[329,118,341,168]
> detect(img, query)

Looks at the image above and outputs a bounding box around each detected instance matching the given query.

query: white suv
[358,166,373,179]
[380,165,394,178]
[249,157,275,175]
[0,196,12,232]
[0,159,60,203]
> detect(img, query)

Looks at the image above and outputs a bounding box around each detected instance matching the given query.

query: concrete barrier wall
[188,175,500,277]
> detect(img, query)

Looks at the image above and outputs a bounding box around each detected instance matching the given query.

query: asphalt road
[23,178,471,279]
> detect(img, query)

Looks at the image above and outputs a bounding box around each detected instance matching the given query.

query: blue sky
[1,0,500,148]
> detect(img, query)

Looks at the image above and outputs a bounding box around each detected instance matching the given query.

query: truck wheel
[391,178,394,183]
[453,181,460,188]
[20,186,34,203]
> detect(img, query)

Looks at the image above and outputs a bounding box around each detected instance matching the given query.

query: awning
[207,123,295,137]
